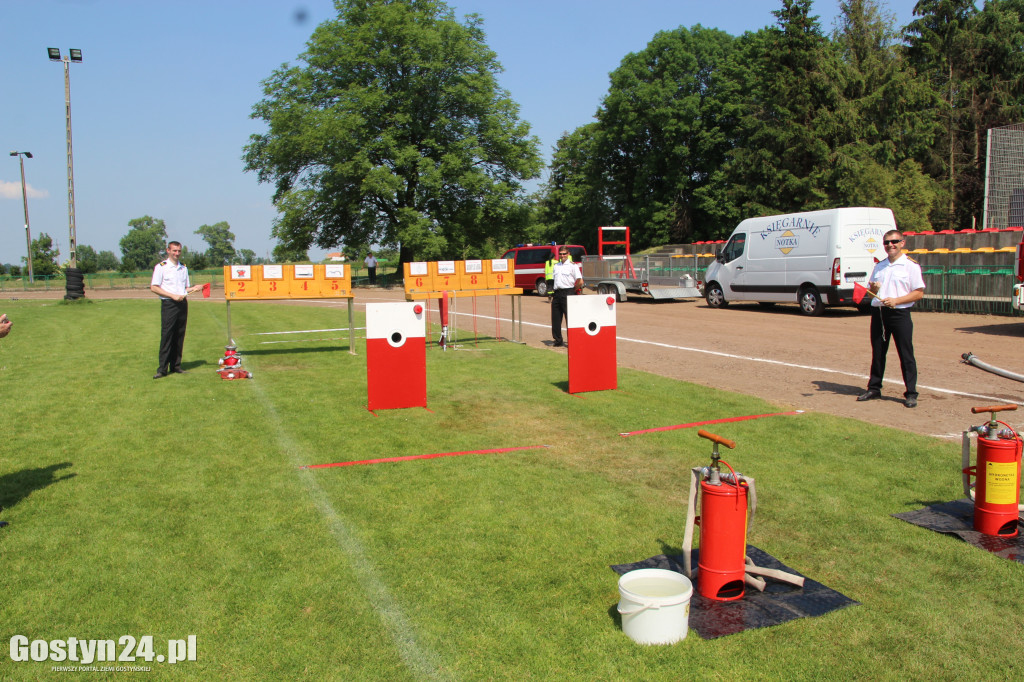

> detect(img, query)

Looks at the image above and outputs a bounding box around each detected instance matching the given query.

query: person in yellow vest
[544,253,555,302]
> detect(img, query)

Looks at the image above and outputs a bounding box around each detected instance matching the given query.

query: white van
[702,207,897,315]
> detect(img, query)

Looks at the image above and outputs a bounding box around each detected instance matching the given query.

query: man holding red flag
[856,230,926,408]
[150,241,205,378]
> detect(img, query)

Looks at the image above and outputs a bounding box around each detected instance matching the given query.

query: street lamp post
[9,151,34,283]
[48,47,85,299]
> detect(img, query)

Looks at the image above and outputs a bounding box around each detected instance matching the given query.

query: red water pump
[685,430,751,601]
[681,430,803,601]
[215,344,252,380]
[962,404,1022,537]
[218,345,242,367]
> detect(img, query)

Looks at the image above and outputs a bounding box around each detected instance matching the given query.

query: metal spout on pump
[708,443,722,486]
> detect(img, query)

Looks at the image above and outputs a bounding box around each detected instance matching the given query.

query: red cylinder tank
[973,434,1022,537]
[697,475,748,601]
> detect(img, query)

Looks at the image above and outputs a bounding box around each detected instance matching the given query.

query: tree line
[1,216,297,277]
[542,0,1024,251]
[245,0,1024,260]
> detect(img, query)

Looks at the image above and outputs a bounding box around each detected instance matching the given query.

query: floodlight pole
[49,48,82,269]
[10,151,35,283]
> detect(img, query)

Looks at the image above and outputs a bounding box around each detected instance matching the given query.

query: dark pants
[367,267,376,285]
[551,288,575,342]
[868,307,917,398]
[158,298,188,374]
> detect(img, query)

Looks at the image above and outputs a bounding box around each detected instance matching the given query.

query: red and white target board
[567,295,617,394]
[366,302,427,410]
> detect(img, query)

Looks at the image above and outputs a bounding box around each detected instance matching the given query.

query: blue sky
[0,0,919,266]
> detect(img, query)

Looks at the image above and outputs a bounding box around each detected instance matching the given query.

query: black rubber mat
[611,545,859,640]
[892,498,1024,563]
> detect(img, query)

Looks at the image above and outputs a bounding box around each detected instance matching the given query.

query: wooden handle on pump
[698,429,735,449]
[970,404,1018,414]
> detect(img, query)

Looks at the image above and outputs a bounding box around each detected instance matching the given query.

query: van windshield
[721,234,745,262]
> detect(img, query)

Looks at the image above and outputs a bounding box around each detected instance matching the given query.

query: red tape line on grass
[619,411,803,437]
[302,444,549,469]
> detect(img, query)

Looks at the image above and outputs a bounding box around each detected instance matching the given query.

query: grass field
[0,298,1020,680]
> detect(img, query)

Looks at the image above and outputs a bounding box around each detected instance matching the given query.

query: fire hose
[961,352,1024,383]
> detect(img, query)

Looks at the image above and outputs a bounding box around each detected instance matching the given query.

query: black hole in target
[391,332,403,344]
[588,322,597,332]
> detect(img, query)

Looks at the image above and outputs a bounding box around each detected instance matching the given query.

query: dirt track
[359,289,1024,440]
[14,286,1024,439]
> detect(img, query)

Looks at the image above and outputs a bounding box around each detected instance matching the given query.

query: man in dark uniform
[150,241,202,378]
[550,247,583,347]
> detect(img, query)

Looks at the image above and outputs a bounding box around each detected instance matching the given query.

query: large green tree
[244,0,542,263]
[722,0,846,216]
[829,0,940,230]
[119,216,168,272]
[542,27,739,248]
[595,26,737,246]
[195,221,236,266]
[272,242,310,263]
[904,0,980,228]
[540,124,611,249]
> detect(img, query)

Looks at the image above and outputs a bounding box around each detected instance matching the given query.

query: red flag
[202,282,211,298]
[853,282,869,304]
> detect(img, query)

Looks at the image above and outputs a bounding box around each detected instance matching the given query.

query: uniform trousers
[158,298,189,374]
[551,288,575,343]
[868,306,917,398]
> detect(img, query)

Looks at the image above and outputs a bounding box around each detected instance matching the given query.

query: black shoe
[172,368,186,374]
[153,371,167,379]
[856,390,881,401]
[552,340,564,347]
[904,397,917,408]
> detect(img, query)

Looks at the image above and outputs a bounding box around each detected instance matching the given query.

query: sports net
[984,122,1024,229]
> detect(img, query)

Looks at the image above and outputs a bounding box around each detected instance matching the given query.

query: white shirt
[364,255,377,268]
[869,254,925,308]
[151,259,191,299]
[552,258,582,290]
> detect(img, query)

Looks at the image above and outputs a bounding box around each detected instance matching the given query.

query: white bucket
[617,568,693,645]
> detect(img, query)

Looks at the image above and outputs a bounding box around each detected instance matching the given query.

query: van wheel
[799,287,824,316]
[535,279,548,296]
[705,282,727,308]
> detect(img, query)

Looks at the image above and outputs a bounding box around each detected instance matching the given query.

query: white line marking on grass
[258,337,357,345]
[252,327,361,335]
[246,379,450,681]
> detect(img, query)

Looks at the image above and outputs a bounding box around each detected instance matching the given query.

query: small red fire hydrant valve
[214,345,251,379]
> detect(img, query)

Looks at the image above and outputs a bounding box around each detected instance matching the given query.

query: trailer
[581,226,703,301]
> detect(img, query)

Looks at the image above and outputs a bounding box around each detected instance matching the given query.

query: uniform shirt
[552,258,582,290]
[364,255,377,268]
[151,259,191,300]
[869,254,925,309]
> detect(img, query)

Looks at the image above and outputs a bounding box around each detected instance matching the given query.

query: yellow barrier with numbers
[224,264,352,300]
[403,259,520,300]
